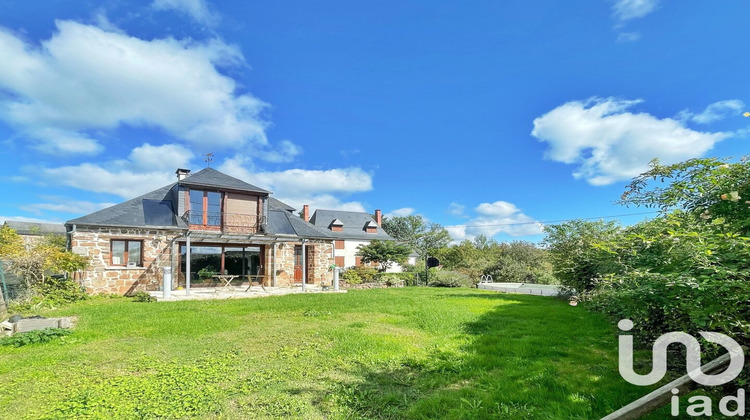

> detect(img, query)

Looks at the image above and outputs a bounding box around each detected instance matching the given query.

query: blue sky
[0,0,748,242]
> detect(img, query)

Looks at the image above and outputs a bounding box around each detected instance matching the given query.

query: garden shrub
[130,291,156,303]
[544,157,750,355]
[428,270,474,288]
[37,276,88,307]
[341,265,379,284]
[375,272,411,282]
[0,327,71,347]
[340,269,361,284]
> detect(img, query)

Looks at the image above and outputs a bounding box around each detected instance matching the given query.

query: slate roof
[179,168,269,195]
[268,197,295,212]
[66,184,188,229]
[266,209,334,239]
[3,221,66,235]
[309,209,393,240]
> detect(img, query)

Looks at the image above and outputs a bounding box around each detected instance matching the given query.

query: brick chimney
[176,168,191,181]
[303,205,310,222]
[374,209,382,225]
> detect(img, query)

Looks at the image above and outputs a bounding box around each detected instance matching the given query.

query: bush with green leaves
[0,327,72,347]
[341,265,379,285]
[130,291,156,303]
[339,269,362,284]
[428,269,474,288]
[544,156,750,349]
[197,267,218,280]
[484,241,557,285]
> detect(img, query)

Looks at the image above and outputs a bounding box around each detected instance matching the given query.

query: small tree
[381,215,451,258]
[356,240,411,272]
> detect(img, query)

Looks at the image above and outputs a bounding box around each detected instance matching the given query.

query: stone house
[66,168,335,295]
[2,221,66,248]
[306,208,407,272]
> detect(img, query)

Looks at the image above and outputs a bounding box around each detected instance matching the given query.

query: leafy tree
[547,156,750,348]
[542,219,622,292]
[381,215,451,258]
[486,241,556,284]
[619,156,750,234]
[356,240,411,272]
[0,224,24,258]
[2,229,88,295]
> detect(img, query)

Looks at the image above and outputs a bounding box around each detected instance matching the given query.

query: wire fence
[0,260,24,313]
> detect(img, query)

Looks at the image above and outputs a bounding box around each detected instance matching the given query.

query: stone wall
[341,281,405,290]
[70,227,181,295]
[269,240,333,287]
[70,227,334,294]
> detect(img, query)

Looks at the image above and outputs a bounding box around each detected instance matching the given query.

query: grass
[0,288,665,419]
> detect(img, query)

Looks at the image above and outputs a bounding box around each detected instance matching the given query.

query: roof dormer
[329,219,344,232]
[364,220,378,234]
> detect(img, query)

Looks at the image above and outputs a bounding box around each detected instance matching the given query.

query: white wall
[336,239,416,273]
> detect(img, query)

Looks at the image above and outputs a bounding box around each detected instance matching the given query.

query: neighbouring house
[66,168,336,295]
[2,221,66,248]
[307,208,408,272]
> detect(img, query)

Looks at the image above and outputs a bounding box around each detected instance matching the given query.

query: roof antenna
[203,152,214,167]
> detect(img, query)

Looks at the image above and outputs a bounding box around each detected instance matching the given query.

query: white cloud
[617,32,641,43]
[34,142,193,199]
[385,208,414,218]
[152,0,220,27]
[531,97,731,185]
[255,140,303,163]
[0,21,271,155]
[612,0,660,21]
[1,215,62,224]
[218,155,372,213]
[127,143,195,171]
[281,195,366,214]
[447,202,465,216]
[20,198,116,216]
[446,200,543,242]
[679,99,745,124]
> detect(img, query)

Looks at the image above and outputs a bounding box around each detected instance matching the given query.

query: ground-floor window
[179,245,263,282]
[111,240,142,267]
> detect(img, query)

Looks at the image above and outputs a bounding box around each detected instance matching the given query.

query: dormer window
[329,219,344,232]
[364,220,377,234]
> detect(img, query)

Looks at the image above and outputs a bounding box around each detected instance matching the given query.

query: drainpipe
[331,241,337,290]
[166,231,188,295]
[185,232,191,296]
[301,239,307,292]
[272,242,277,287]
[66,224,77,251]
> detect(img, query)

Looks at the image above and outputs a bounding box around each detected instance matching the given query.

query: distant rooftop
[3,221,66,235]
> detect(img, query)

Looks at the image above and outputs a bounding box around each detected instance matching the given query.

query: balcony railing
[182,211,266,234]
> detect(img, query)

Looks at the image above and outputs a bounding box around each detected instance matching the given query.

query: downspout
[66,224,77,250]
[331,240,336,287]
[301,239,307,292]
[272,242,277,287]
[167,231,188,293]
[185,232,191,296]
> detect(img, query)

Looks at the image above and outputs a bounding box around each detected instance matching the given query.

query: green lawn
[0,288,659,419]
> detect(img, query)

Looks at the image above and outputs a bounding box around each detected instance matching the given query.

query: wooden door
[293,246,303,283]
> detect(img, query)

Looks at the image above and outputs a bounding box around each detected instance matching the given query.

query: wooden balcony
[182,211,266,234]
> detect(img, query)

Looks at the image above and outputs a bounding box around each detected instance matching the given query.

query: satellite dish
[426,257,440,269]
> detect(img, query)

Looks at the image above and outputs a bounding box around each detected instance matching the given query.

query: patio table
[214,275,239,290]
[244,275,267,292]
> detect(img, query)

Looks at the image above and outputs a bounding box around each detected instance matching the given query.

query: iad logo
[617,319,746,417]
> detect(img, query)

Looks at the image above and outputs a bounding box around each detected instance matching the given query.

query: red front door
[293,246,303,283]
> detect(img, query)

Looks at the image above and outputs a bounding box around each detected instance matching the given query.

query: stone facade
[71,227,334,294]
[341,281,405,290]
[270,240,333,287]
[70,227,181,295]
